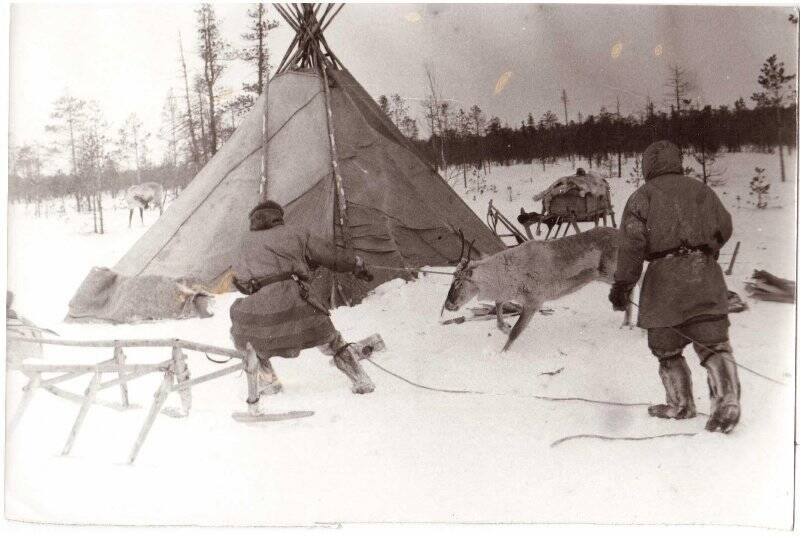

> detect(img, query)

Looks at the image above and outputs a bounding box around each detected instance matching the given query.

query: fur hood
[642,140,683,181]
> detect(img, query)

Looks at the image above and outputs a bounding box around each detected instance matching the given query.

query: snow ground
[4,152,797,527]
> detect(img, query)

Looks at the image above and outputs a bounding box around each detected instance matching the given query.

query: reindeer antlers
[456,229,476,268]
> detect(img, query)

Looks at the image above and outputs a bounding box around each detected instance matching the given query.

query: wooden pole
[260,74,270,198]
[15,363,166,374]
[6,337,245,358]
[41,384,132,412]
[62,372,102,455]
[97,360,172,390]
[725,241,740,276]
[172,346,192,417]
[37,357,117,388]
[8,373,41,434]
[114,345,130,408]
[128,367,175,464]
[171,363,243,392]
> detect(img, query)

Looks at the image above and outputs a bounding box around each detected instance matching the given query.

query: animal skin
[444,227,619,352]
[124,182,166,227]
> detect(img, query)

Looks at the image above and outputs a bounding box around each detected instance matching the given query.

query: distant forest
[413,99,797,176]
[8,1,798,232]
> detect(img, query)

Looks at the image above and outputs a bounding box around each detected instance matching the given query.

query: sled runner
[231,410,315,423]
[441,302,554,325]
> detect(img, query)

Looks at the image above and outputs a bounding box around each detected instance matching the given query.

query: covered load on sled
[518,168,616,240]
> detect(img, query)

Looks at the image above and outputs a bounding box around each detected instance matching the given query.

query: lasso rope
[363,358,707,447]
[550,432,697,448]
[363,357,667,408]
[626,300,787,386]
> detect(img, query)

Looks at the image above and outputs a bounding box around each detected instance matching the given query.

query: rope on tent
[129,88,323,278]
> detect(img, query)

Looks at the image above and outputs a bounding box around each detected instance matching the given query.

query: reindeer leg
[128,209,133,228]
[495,301,511,334]
[139,207,144,225]
[502,302,539,353]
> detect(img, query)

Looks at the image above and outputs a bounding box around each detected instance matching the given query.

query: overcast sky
[9,2,798,166]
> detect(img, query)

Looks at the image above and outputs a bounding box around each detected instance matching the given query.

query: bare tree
[178,32,201,170]
[422,64,448,170]
[194,75,209,162]
[468,104,487,170]
[79,102,111,234]
[664,64,695,155]
[46,91,86,211]
[14,144,46,213]
[196,3,229,157]
[117,113,149,184]
[560,89,569,124]
[377,94,418,139]
[239,3,279,98]
[160,89,180,168]
[665,64,694,114]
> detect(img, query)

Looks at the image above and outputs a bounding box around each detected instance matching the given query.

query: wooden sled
[745,270,795,304]
[441,303,554,325]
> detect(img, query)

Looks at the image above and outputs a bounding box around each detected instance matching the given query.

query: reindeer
[443,227,619,352]
[124,182,166,227]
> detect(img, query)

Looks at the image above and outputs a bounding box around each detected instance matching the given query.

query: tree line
[407,55,796,186]
[9,3,278,232]
[10,4,797,230]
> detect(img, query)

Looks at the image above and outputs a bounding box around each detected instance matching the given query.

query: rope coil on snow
[550,432,697,448]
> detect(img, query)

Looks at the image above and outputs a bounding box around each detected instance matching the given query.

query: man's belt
[646,244,714,262]
[232,272,295,295]
[233,272,330,317]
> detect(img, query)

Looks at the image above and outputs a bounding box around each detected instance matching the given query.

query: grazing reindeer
[124,182,166,227]
[444,227,619,352]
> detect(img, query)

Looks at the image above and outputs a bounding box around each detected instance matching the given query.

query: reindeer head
[443,231,478,312]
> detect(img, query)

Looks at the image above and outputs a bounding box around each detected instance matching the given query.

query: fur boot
[333,344,375,394]
[257,356,283,396]
[698,344,741,433]
[648,355,697,419]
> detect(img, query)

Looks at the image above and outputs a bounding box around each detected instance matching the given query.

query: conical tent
[68,3,504,321]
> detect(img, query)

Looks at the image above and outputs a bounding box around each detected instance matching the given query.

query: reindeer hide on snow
[66,267,214,324]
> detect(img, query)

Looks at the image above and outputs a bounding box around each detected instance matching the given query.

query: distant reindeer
[124,182,166,227]
[443,227,619,352]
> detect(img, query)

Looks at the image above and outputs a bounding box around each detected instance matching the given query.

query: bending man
[230,200,376,412]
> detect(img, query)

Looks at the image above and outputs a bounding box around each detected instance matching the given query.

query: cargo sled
[518,170,617,240]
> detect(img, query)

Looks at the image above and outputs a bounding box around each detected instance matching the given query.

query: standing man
[609,140,740,433]
[230,200,376,412]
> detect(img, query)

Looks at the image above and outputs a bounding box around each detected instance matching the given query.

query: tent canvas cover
[67,4,504,322]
